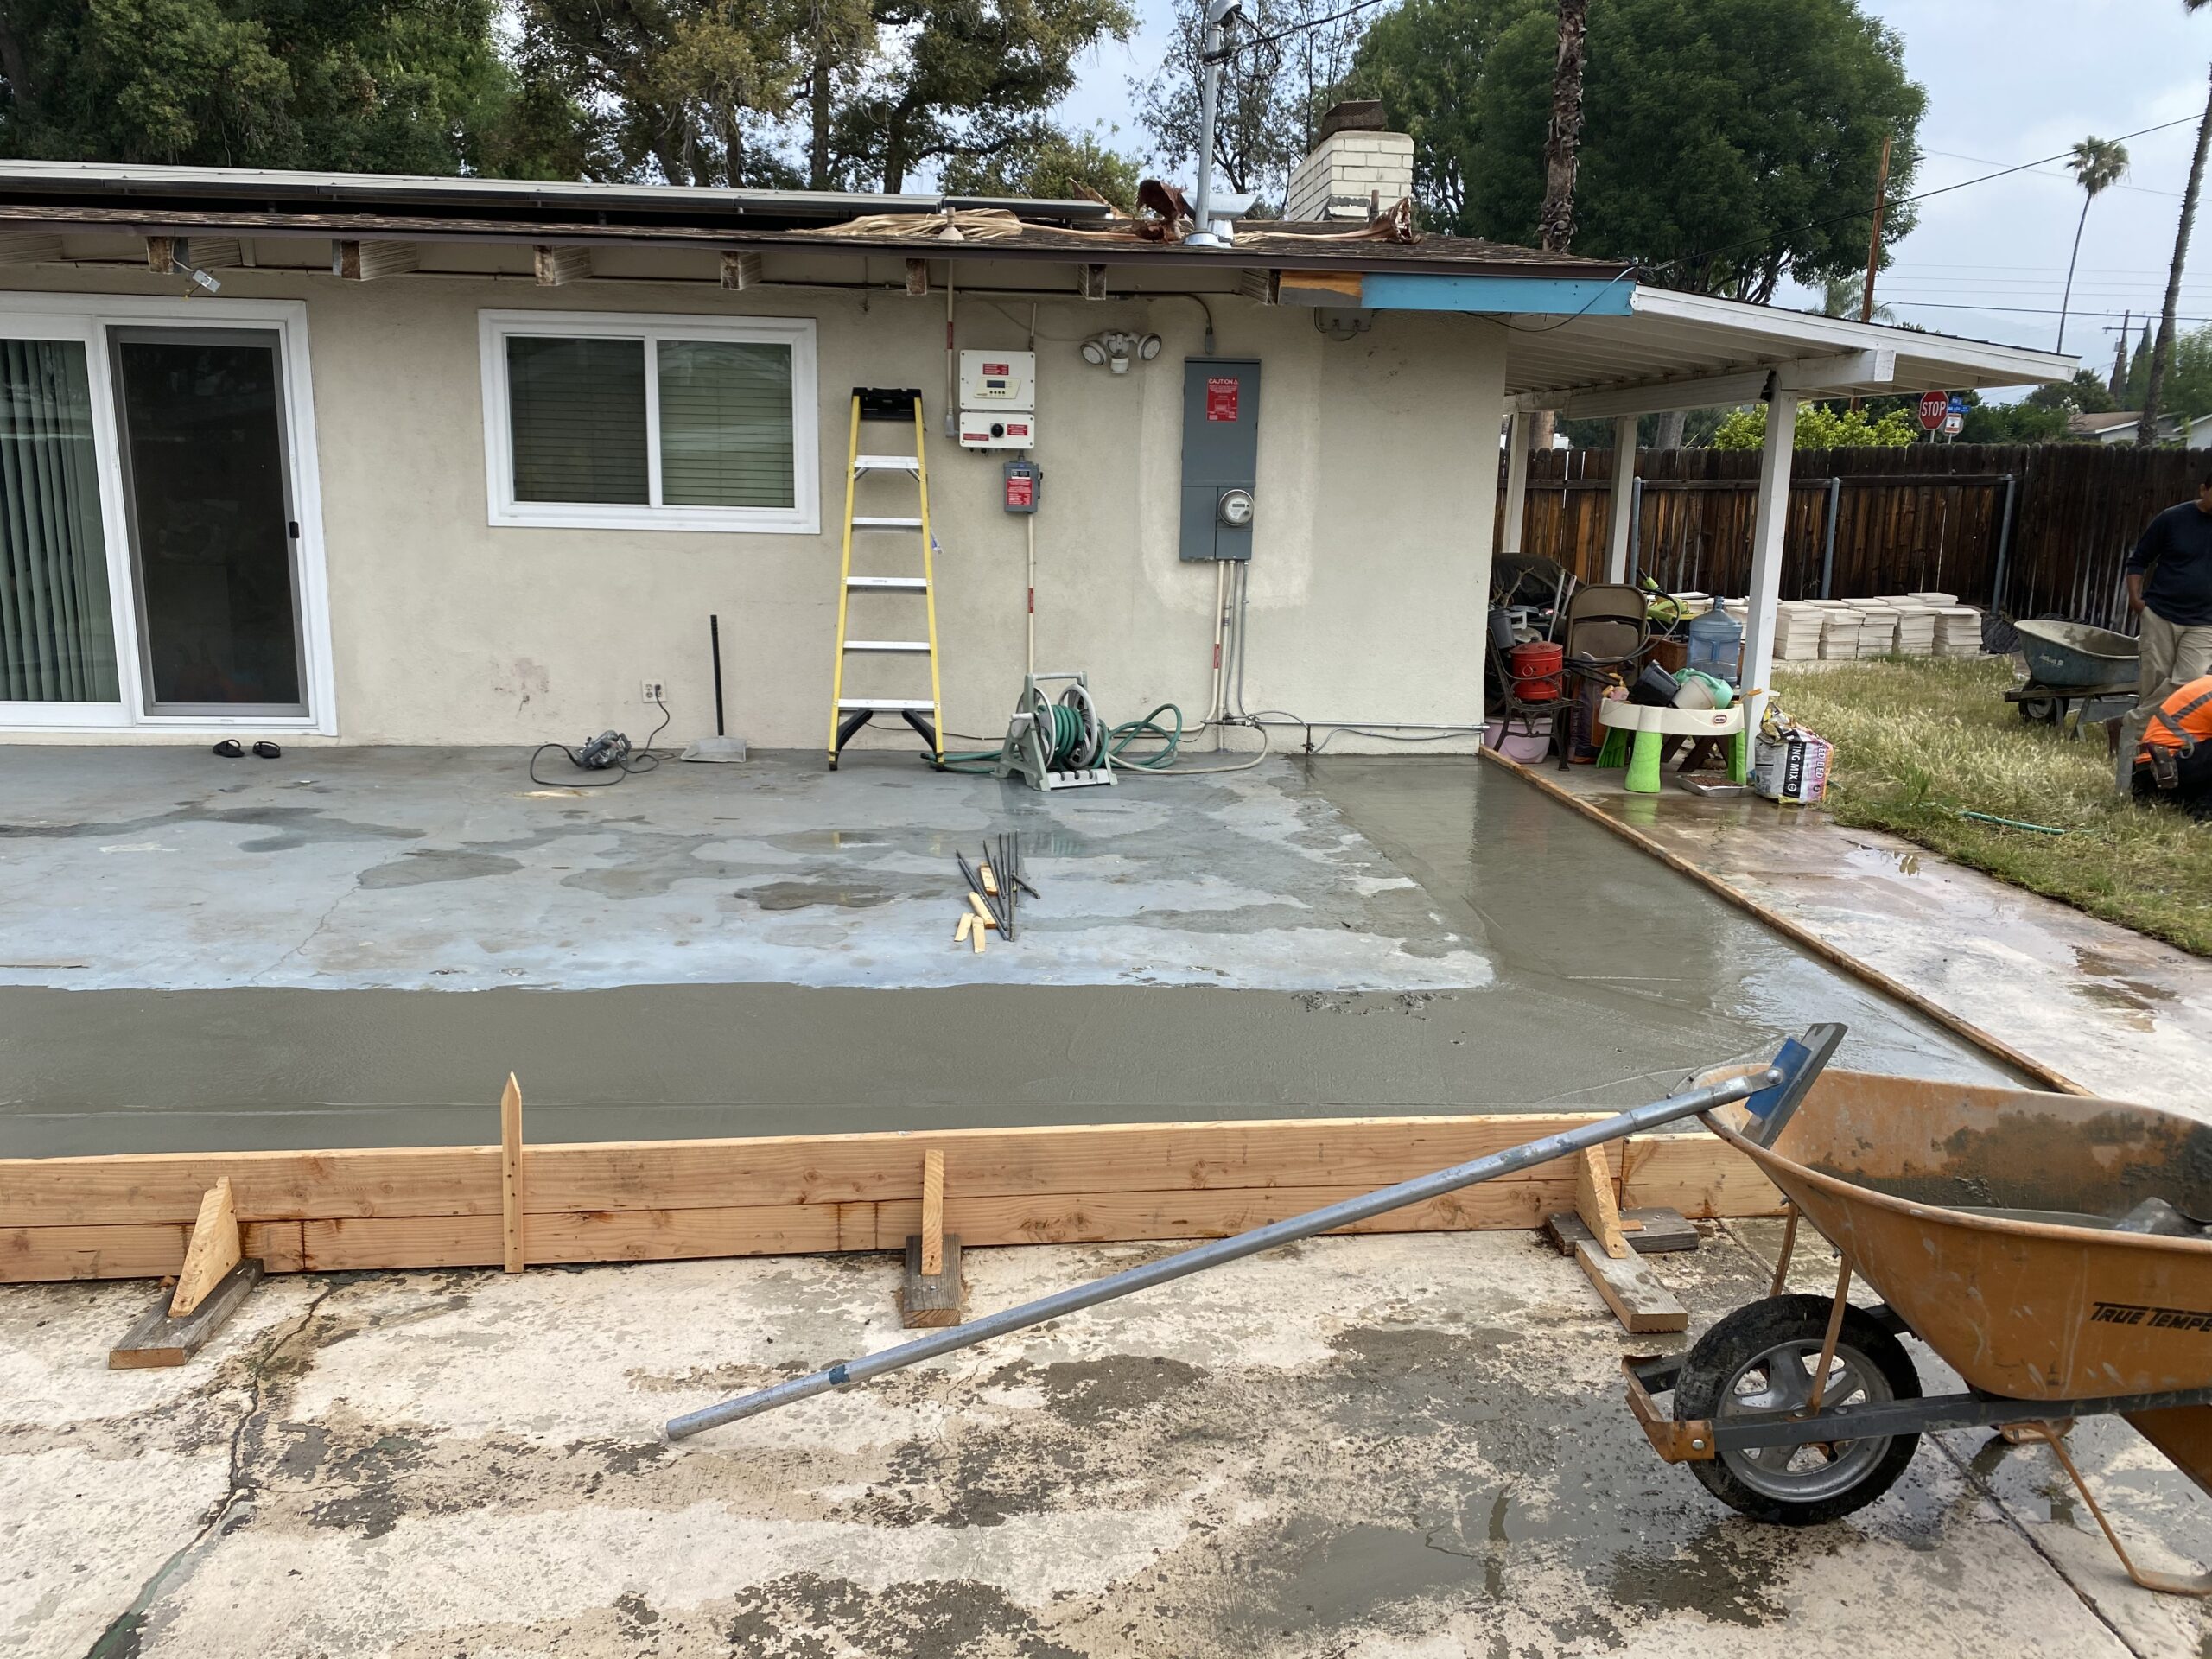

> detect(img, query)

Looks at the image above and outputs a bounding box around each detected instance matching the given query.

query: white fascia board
[1627,287,2075,390]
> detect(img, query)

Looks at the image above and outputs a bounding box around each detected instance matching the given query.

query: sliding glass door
[111,328,304,716]
[0,337,119,706]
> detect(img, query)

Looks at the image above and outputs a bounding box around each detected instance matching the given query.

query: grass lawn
[1774,658,2212,958]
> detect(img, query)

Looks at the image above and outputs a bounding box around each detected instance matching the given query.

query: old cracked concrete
[3,1224,2190,1658]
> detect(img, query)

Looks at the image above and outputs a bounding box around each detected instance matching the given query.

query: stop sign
[1918,391,1949,430]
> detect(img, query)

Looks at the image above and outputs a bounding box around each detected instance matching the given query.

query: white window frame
[0,293,335,737]
[480,309,818,534]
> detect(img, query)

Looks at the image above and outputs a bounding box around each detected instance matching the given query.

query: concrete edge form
[0,1104,1818,1282]
[1475,747,2089,1096]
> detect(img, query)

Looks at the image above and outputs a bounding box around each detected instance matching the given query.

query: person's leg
[2119,609,2185,792]
[2174,622,2212,686]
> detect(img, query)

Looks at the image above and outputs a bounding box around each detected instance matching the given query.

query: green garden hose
[938,687,1269,777]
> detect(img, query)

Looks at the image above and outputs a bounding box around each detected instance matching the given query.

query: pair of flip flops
[212,740,283,760]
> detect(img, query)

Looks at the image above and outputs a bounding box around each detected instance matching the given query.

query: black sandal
[212,739,245,758]
[251,741,283,759]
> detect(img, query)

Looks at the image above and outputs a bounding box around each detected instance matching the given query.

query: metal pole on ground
[663,1037,1835,1443]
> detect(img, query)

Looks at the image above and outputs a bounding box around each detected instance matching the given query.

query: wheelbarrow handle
[663,1027,1841,1442]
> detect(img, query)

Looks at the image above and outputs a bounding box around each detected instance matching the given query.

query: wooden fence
[1499,444,2208,631]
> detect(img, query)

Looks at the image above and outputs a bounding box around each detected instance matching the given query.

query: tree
[2130,317,2156,407]
[828,0,1132,194]
[1133,0,1364,208]
[1710,401,1918,450]
[510,1,809,187]
[2145,19,2212,443]
[938,124,1142,207]
[2057,136,2128,354]
[0,0,584,176]
[1351,0,1926,302]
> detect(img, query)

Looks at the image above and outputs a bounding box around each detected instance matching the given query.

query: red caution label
[1206,378,1240,421]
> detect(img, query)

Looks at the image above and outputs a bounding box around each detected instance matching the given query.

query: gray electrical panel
[1179,359,1260,562]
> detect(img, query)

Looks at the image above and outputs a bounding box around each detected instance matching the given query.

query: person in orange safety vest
[2133,672,2212,819]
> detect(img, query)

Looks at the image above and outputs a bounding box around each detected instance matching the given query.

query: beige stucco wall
[1,261,1503,752]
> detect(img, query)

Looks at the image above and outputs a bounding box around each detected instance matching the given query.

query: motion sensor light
[1138,333,1162,360]
[1079,337,1109,366]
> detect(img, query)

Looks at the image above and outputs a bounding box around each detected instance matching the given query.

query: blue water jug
[1685,607,1744,683]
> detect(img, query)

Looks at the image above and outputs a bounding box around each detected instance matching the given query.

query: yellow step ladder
[828,387,944,770]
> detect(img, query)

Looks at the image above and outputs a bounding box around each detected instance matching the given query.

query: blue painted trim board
[1358,274,1637,315]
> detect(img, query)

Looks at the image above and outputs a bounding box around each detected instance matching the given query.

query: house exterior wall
[0,261,1502,753]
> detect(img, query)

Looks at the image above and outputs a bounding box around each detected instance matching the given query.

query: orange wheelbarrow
[1626,1050,2212,1596]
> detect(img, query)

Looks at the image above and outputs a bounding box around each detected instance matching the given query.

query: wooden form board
[0,1104,1790,1284]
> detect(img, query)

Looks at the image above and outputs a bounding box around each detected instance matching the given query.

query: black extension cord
[528,699,672,788]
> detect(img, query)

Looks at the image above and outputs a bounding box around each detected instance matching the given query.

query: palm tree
[1529,0,1588,449]
[2143,13,2212,444]
[1538,0,1588,254]
[2057,137,2129,353]
[1819,271,1894,324]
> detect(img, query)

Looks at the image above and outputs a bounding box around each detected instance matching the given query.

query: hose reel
[995,672,1115,791]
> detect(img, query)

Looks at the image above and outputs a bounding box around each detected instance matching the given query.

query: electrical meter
[959,349,1038,450]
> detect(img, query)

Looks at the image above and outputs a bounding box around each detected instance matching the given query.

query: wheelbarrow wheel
[1675,1294,1922,1527]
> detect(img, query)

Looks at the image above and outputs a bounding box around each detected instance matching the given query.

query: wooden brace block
[899,1235,963,1327]
[905,257,929,296]
[1574,1236,1687,1334]
[980,864,997,896]
[145,235,179,274]
[169,1178,240,1317]
[955,912,974,943]
[534,245,593,286]
[1575,1146,1632,1259]
[721,251,763,290]
[500,1072,524,1274]
[1080,263,1109,299]
[971,920,986,954]
[113,1258,264,1369]
[333,239,417,280]
[1545,1208,1698,1257]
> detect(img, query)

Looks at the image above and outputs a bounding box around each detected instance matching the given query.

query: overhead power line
[1652,111,2206,279]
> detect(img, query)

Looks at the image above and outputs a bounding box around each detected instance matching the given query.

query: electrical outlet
[641,679,667,704]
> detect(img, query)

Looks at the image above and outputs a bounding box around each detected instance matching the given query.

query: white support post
[1605,414,1639,583]
[1741,371,1799,733]
[1501,412,1533,557]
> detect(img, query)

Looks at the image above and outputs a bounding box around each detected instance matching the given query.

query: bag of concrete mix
[1752,696,1832,805]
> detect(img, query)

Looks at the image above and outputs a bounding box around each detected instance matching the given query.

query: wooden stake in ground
[900,1148,965,1327]
[500,1072,525,1274]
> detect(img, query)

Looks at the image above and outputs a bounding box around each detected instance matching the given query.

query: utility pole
[1859,135,1892,324]
[1846,135,1893,415]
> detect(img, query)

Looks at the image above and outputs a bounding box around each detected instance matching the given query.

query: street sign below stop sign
[1918,390,1950,430]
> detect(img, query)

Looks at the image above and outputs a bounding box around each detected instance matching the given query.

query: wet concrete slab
[0,747,1484,994]
[0,1224,2152,1658]
[0,753,2015,1154]
[1538,762,2212,1109]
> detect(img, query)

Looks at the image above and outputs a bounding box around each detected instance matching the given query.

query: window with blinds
[507,336,648,504]
[657,340,794,509]
[482,312,817,533]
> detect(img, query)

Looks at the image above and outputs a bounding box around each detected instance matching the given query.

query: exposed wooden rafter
[1080,263,1109,300]
[905,257,929,296]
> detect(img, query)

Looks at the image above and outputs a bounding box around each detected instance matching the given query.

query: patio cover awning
[1489,286,2075,736]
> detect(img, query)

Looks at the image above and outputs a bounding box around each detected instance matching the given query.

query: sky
[1050,0,2212,373]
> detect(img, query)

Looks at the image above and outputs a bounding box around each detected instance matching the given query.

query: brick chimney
[1285,100,1414,222]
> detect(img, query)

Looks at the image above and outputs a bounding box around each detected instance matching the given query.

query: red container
[1508,640,1564,702]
